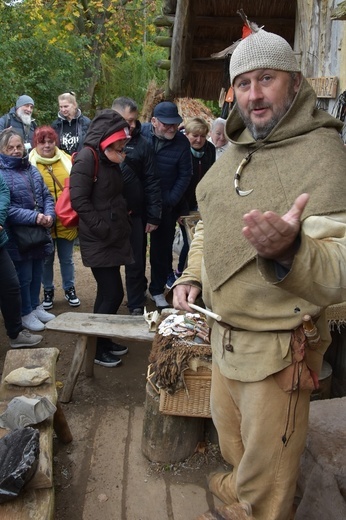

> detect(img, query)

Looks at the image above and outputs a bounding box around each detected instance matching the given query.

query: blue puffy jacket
[0,174,10,249]
[141,123,192,209]
[0,153,55,261]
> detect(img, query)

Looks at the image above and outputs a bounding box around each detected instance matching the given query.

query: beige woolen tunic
[177,79,346,382]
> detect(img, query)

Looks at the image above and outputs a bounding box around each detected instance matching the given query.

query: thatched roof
[155,0,296,101]
[140,80,215,124]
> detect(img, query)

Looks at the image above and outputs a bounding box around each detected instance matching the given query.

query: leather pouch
[273,325,318,393]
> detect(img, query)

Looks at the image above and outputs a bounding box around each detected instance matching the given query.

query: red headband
[100,128,130,151]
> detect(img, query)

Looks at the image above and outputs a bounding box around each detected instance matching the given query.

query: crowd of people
[0,91,219,361]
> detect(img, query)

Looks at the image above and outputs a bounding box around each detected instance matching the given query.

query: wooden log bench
[0,347,72,519]
[45,312,154,403]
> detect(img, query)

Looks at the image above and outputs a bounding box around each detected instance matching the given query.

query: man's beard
[18,113,32,126]
[236,85,297,140]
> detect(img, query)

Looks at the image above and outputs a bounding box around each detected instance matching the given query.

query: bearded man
[173,29,346,520]
[0,95,37,152]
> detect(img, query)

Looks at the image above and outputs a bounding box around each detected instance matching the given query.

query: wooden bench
[45,312,154,403]
[0,347,72,519]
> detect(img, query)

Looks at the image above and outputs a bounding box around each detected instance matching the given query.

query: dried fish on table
[148,312,212,394]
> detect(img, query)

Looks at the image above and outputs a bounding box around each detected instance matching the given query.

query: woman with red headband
[70,109,132,368]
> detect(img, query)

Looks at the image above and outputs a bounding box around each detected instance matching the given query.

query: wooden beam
[195,16,295,28]
[156,59,171,70]
[154,36,172,47]
[169,0,193,96]
[155,13,295,29]
[153,14,174,27]
[162,0,176,16]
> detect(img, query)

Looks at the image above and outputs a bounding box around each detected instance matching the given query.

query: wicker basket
[158,366,211,418]
[326,302,346,324]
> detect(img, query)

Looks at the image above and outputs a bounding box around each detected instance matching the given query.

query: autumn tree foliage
[0,0,165,122]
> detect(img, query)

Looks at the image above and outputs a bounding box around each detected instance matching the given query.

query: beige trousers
[210,361,311,520]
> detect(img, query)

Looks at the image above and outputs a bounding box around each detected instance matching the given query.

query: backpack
[71,146,99,177]
[55,147,99,228]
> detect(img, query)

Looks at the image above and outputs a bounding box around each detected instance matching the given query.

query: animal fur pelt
[149,313,212,394]
[195,501,254,520]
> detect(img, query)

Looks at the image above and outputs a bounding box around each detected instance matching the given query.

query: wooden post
[60,334,87,403]
[85,336,97,377]
[141,382,204,463]
[53,402,73,444]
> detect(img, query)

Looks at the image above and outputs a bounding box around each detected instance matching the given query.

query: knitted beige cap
[230,29,300,85]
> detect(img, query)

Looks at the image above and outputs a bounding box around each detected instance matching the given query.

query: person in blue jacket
[0,129,56,332]
[0,172,43,348]
[141,101,192,308]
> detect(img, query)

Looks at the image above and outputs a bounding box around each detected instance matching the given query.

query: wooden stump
[141,382,204,463]
[204,418,219,445]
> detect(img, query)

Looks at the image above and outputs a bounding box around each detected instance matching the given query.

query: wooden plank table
[45,313,154,403]
[0,347,71,519]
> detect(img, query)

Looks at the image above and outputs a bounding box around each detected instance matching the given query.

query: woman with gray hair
[0,129,55,332]
[208,117,230,159]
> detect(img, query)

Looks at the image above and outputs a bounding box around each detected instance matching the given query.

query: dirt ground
[0,246,223,519]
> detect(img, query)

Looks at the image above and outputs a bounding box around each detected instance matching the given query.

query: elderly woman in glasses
[70,109,133,368]
[0,129,55,332]
[29,126,80,310]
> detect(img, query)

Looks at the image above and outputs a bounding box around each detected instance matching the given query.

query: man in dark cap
[173,29,346,519]
[141,101,192,308]
[0,95,37,152]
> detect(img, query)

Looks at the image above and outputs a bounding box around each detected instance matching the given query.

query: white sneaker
[33,304,55,323]
[150,293,170,308]
[10,329,43,348]
[22,312,45,332]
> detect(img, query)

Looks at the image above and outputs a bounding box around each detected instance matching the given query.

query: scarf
[190,147,205,159]
[29,147,72,175]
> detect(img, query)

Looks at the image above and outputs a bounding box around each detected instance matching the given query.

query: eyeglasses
[6,144,24,152]
[158,120,178,128]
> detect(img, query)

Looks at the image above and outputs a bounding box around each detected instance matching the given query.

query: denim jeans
[13,258,43,316]
[149,208,177,296]
[0,246,23,338]
[42,237,75,291]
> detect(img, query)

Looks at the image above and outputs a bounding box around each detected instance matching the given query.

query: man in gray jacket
[0,95,37,152]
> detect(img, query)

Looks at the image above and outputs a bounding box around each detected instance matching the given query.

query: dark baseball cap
[153,102,183,124]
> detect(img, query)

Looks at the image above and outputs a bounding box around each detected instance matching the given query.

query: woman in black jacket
[70,110,132,367]
[51,92,90,155]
